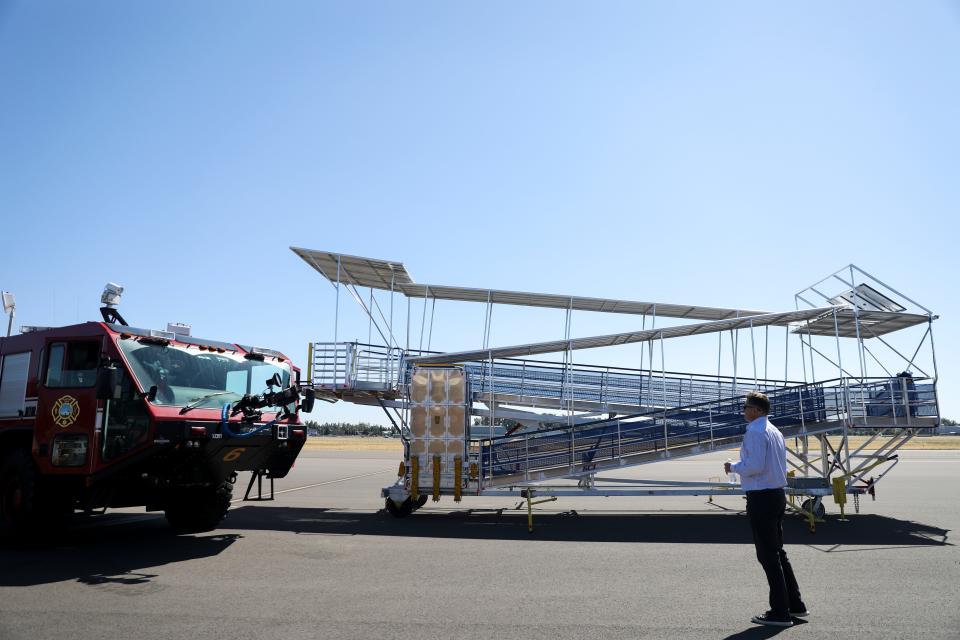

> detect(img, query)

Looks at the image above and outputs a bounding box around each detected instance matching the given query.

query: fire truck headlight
[51,434,88,466]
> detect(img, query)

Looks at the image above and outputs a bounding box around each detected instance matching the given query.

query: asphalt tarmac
[2,449,957,640]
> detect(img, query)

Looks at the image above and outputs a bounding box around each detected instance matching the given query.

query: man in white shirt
[724,391,808,627]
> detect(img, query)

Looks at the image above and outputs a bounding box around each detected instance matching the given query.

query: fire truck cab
[0,316,312,537]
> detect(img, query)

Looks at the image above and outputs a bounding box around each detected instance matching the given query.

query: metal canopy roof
[792,309,930,338]
[291,248,415,290]
[292,247,768,321]
[407,307,839,365]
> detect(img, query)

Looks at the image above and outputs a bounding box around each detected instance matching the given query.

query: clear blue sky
[1,2,957,423]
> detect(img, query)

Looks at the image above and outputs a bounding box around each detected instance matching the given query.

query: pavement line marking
[231,470,393,502]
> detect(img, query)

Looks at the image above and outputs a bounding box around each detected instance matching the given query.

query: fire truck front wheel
[164,482,233,534]
[0,449,36,538]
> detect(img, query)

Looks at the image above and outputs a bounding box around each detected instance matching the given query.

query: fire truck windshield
[117,340,292,410]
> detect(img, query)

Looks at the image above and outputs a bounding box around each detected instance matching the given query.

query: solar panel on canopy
[291,247,767,321]
[291,247,415,289]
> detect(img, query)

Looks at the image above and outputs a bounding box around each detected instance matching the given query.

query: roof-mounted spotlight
[2,291,14,337]
[101,282,124,307]
[99,282,128,326]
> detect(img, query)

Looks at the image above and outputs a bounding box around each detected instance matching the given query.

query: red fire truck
[0,293,314,538]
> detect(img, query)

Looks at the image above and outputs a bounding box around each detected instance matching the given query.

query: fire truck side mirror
[96,367,123,400]
[300,388,316,414]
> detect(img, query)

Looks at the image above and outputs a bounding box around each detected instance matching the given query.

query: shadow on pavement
[721,618,808,639]
[224,506,950,547]
[0,516,241,587]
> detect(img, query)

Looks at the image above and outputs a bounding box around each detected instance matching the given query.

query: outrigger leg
[522,489,558,534]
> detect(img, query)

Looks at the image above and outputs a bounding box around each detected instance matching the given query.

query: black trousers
[746,488,803,615]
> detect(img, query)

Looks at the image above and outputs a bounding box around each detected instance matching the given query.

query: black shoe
[790,603,810,618]
[751,611,794,627]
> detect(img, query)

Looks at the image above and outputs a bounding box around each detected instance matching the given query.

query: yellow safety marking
[306,343,314,384]
[786,502,822,533]
[525,492,558,533]
[410,457,419,500]
[832,475,848,520]
[832,476,847,505]
[527,492,533,533]
[469,462,478,480]
[398,461,406,478]
[223,447,246,463]
[432,455,441,502]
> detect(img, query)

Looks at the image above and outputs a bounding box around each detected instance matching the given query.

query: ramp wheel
[385,497,413,518]
[800,498,825,520]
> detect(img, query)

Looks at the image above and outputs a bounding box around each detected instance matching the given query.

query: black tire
[164,482,233,533]
[385,497,413,518]
[800,498,826,519]
[0,449,36,539]
[413,494,428,510]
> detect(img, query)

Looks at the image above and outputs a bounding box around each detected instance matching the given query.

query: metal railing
[311,343,352,387]
[478,377,937,482]
[463,360,787,408]
[310,342,403,389]
[844,378,937,423]
[310,341,801,410]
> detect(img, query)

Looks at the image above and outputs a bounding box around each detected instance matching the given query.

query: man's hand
[724,462,732,474]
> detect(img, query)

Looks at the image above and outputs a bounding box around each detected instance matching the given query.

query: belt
[745,487,785,495]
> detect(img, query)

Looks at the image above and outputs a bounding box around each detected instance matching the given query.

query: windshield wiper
[179,391,235,415]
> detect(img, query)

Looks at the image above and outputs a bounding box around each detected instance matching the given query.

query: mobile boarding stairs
[294,249,941,530]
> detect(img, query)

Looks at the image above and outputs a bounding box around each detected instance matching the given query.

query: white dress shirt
[731,415,788,492]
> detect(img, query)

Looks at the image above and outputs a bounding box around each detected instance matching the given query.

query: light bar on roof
[21,326,52,333]
[250,346,285,359]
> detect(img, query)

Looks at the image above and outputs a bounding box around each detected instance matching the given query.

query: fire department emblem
[52,395,79,428]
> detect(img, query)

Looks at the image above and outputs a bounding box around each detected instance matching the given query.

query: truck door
[35,339,102,475]
[96,366,151,469]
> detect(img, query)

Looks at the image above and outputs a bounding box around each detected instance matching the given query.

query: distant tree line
[939,417,959,434]
[302,420,392,436]
[302,418,958,437]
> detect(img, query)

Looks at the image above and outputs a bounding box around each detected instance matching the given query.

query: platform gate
[407,366,469,501]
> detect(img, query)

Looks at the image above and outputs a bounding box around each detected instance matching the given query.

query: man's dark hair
[745,391,770,414]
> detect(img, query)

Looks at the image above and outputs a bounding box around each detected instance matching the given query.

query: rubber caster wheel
[385,497,413,518]
[411,494,428,511]
[800,498,825,519]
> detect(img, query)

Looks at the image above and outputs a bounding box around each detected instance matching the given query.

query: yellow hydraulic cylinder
[454,457,462,502]
[410,457,419,500]
[432,455,441,502]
